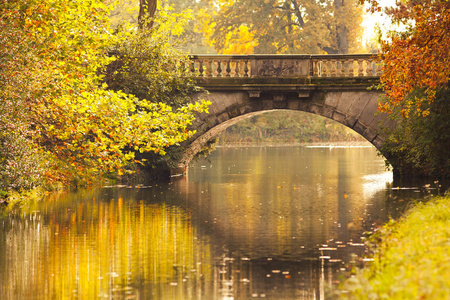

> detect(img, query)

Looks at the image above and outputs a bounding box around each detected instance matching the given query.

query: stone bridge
[172,54,394,175]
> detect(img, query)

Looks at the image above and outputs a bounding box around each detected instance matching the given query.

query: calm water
[0,146,429,299]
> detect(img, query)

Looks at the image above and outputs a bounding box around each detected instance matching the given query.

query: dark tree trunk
[334,0,349,54]
[138,0,157,30]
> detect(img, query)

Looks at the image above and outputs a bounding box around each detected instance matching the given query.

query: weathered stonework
[171,54,392,175]
[175,89,392,175]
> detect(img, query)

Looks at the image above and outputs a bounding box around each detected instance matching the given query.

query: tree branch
[290,0,305,27]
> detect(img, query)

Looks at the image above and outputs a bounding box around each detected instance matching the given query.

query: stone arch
[174,89,394,173]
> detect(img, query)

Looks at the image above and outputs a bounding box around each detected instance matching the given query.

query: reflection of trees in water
[179,148,391,257]
[1,147,429,299]
[0,190,212,299]
[166,147,402,298]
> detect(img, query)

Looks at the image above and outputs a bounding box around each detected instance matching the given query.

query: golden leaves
[1,0,210,186]
[373,1,450,116]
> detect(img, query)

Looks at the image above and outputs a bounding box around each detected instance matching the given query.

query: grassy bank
[340,193,450,299]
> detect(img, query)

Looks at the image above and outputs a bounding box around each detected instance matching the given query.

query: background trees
[197,0,364,54]
[220,111,366,144]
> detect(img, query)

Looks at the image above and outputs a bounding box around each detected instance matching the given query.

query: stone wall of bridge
[173,88,394,174]
[165,54,396,176]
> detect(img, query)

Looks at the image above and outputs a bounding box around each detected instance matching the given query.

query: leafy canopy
[0,0,209,187]
[381,88,450,178]
[106,4,199,108]
[363,0,450,116]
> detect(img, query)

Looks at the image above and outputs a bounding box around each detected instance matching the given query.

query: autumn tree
[381,88,450,178]
[196,0,364,54]
[106,7,198,108]
[364,0,450,116]
[0,0,209,191]
[363,0,450,178]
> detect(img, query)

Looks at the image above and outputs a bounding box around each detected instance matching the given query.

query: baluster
[358,59,364,77]
[225,60,231,77]
[229,60,235,77]
[243,60,249,77]
[211,60,217,77]
[348,59,354,77]
[197,60,204,77]
[322,60,329,77]
[216,59,222,77]
[205,59,212,77]
[235,60,240,77]
[331,59,337,77]
[366,59,373,76]
[339,60,346,77]
[313,60,320,77]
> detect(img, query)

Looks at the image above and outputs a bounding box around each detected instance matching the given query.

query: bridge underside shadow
[175,88,395,174]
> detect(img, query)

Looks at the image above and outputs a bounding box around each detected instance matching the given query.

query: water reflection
[0,146,430,299]
[0,190,212,299]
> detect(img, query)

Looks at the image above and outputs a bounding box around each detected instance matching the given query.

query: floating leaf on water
[319,247,337,251]
[362,258,374,262]
[349,243,365,247]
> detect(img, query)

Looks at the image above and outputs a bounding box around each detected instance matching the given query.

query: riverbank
[339,193,450,299]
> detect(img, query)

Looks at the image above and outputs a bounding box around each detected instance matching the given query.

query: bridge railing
[189,54,381,78]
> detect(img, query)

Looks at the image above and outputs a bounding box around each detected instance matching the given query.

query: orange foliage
[364,1,450,116]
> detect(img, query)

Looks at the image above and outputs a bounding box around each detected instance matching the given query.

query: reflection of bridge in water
[173,54,394,175]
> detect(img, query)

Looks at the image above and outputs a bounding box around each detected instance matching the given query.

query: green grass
[340,194,450,299]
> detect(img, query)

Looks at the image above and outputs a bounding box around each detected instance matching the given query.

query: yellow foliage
[0,0,210,187]
[221,25,258,55]
[195,0,364,54]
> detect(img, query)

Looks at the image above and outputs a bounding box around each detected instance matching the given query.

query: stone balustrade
[189,54,381,78]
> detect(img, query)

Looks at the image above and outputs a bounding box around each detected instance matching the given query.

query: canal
[0,145,426,299]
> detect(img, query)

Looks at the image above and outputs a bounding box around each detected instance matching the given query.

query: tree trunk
[334,0,349,54]
[138,0,157,30]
